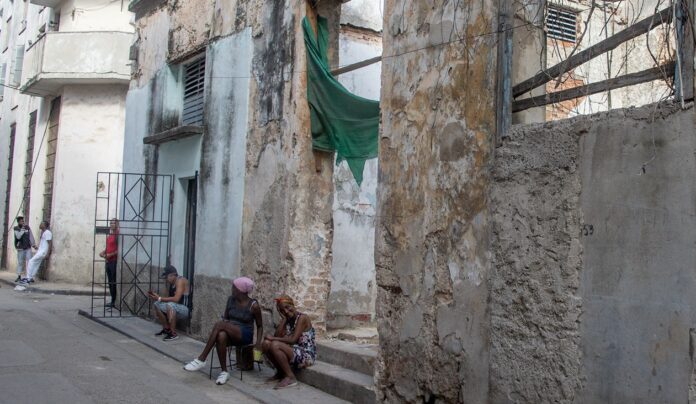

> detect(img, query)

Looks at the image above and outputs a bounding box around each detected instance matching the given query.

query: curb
[77,310,290,404]
[0,277,97,296]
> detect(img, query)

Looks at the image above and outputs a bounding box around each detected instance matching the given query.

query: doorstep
[77,310,349,404]
[0,270,96,296]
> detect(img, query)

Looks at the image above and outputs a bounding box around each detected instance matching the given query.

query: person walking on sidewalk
[99,218,119,309]
[13,216,36,282]
[21,221,52,284]
[183,277,263,386]
[148,266,190,342]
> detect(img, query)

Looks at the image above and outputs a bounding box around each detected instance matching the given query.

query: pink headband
[233,277,254,294]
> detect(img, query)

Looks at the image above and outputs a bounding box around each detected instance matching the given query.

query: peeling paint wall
[326,3,383,330]
[240,0,336,334]
[375,0,498,402]
[127,0,337,339]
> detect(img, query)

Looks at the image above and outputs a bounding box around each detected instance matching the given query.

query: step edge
[300,360,375,388]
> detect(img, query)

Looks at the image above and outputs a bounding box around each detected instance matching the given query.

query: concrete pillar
[375,1,498,402]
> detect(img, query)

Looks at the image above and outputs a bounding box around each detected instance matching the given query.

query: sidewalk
[78,310,349,404]
[0,270,97,295]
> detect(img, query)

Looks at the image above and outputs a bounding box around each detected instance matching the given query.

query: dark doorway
[1,124,16,269]
[183,174,197,281]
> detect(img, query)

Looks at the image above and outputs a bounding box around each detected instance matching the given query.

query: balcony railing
[21,31,132,96]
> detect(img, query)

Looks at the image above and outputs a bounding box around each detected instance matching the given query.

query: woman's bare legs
[216,331,229,371]
[262,340,283,381]
[269,340,296,387]
[198,321,243,362]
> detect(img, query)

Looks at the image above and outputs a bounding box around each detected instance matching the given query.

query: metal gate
[90,172,173,318]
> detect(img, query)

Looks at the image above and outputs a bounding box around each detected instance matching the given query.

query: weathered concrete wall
[375,0,498,402]
[490,115,584,403]
[577,103,696,403]
[491,102,696,403]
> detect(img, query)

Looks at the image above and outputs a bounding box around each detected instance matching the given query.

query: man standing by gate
[13,216,36,282]
[99,218,119,309]
[21,221,52,284]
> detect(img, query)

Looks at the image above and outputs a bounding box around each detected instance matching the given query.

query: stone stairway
[297,339,378,403]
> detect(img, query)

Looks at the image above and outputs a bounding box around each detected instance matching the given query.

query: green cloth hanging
[303,15,380,185]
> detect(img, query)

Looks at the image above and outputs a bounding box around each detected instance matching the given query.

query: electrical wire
[3,101,53,235]
[133,19,544,81]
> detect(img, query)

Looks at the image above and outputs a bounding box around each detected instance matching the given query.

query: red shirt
[106,234,118,262]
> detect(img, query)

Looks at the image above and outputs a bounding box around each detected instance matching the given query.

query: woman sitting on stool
[183,277,262,385]
[262,295,316,389]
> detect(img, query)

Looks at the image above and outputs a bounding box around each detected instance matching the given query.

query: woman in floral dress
[262,295,317,389]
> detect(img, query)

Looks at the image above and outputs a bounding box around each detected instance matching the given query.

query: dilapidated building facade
[119,0,696,402]
[124,0,383,340]
[0,0,132,283]
[0,0,689,402]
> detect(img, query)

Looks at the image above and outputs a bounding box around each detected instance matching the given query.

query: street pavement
[0,284,258,404]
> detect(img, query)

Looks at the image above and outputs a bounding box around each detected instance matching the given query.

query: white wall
[0,0,132,281]
[0,0,53,271]
[58,0,133,33]
[326,14,382,328]
[49,84,126,283]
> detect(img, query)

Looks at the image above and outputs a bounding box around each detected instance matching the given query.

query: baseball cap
[160,265,178,279]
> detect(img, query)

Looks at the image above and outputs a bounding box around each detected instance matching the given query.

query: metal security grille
[23,111,36,219]
[1,124,16,268]
[90,172,173,319]
[182,57,206,126]
[547,6,578,43]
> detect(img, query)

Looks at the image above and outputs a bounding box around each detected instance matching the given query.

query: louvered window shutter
[546,7,578,43]
[182,58,206,126]
[0,63,6,98]
[11,45,24,87]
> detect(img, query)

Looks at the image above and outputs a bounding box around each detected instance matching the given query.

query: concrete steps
[318,339,378,375]
[296,339,377,403]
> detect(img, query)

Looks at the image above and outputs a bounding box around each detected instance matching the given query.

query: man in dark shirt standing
[13,216,36,282]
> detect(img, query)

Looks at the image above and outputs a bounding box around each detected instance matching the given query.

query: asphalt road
[0,284,258,404]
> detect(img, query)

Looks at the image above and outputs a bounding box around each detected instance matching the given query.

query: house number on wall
[582,224,594,236]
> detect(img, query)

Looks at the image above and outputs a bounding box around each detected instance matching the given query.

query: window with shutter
[546,6,578,43]
[11,45,24,86]
[182,57,205,126]
[0,63,6,99]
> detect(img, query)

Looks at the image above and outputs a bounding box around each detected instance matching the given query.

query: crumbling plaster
[375,0,498,402]
[490,114,584,403]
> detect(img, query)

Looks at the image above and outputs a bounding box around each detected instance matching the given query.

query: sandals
[274,377,298,389]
